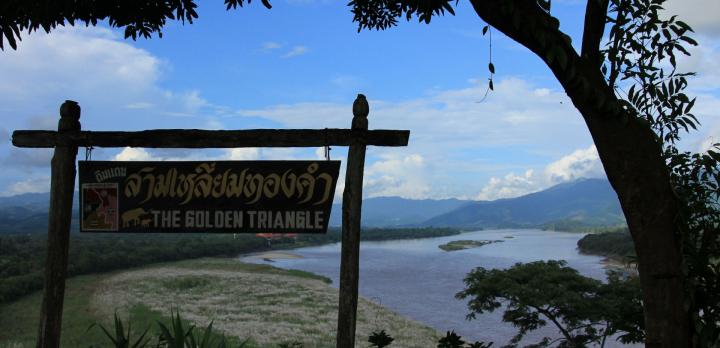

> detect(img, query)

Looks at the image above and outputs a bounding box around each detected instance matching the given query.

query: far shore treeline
[576,227,635,263]
[0,227,458,304]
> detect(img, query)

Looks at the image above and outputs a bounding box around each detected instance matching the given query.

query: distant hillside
[422,179,625,229]
[0,192,51,210]
[328,197,470,227]
[0,192,79,234]
[0,179,624,233]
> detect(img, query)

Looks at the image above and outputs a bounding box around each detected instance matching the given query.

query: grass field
[0,258,439,348]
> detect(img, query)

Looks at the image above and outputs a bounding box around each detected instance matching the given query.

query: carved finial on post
[352,94,369,130]
[337,94,369,348]
[38,100,80,348]
[58,100,81,131]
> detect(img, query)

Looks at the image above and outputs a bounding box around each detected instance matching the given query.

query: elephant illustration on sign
[121,208,148,228]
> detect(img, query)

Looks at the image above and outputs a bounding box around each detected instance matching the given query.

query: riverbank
[0,228,460,305]
[600,256,638,276]
[247,229,629,346]
[0,257,439,348]
[245,250,305,260]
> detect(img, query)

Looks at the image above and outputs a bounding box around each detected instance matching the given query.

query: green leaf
[707,150,720,163]
[368,330,395,348]
[2,26,18,50]
[680,35,698,45]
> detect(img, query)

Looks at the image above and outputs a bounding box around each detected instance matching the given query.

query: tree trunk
[581,107,690,348]
[468,1,692,346]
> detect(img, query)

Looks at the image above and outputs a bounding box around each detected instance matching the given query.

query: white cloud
[0,128,9,145]
[114,147,153,161]
[664,0,720,36]
[476,145,606,200]
[476,170,538,201]
[0,26,251,194]
[1,24,716,200]
[0,26,230,135]
[111,146,321,163]
[699,135,719,153]
[261,41,282,51]
[5,148,53,168]
[364,153,431,199]
[544,145,604,183]
[697,121,720,152]
[227,148,261,160]
[28,116,57,130]
[126,102,153,109]
[237,78,586,149]
[0,27,159,108]
[680,91,720,152]
[279,76,715,200]
[282,46,308,58]
[677,39,720,92]
[2,176,50,196]
[233,78,607,198]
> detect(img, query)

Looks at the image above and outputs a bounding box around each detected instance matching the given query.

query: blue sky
[0,0,718,200]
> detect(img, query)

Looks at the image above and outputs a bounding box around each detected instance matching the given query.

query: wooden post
[37,100,80,348]
[337,94,368,348]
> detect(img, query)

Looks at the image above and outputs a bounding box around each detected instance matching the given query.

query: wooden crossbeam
[22,96,407,348]
[12,129,409,148]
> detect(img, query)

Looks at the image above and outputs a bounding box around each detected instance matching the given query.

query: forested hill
[328,197,470,227]
[0,193,79,234]
[421,179,625,229]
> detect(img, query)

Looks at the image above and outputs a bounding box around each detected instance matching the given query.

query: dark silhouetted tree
[457,260,644,347]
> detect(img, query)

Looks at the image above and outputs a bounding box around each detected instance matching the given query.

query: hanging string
[476,25,494,104]
[85,146,94,161]
[324,128,331,161]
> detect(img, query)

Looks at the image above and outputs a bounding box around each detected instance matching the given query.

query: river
[240,229,639,347]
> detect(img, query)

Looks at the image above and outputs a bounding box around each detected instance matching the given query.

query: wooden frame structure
[11,95,410,348]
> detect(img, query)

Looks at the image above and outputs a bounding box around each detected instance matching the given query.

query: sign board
[78,160,340,233]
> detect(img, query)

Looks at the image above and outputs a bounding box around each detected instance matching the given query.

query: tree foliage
[0,233,268,303]
[602,0,720,344]
[576,228,636,261]
[604,0,699,145]
[348,0,457,31]
[457,260,644,347]
[0,0,275,50]
[0,227,457,304]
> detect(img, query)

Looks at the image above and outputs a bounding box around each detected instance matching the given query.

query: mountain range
[328,178,624,228]
[0,178,625,234]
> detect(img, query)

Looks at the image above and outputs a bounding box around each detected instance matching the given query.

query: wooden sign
[78,160,340,233]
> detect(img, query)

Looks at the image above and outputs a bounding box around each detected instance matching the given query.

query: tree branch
[468,0,617,118]
[581,0,609,67]
[529,304,575,343]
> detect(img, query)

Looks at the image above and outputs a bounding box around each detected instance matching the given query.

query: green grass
[0,258,333,348]
[123,304,259,347]
[0,273,109,347]
[1,258,437,347]
[161,276,211,291]
[170,258,332,284]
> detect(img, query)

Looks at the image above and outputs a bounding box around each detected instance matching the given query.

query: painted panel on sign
[78,160,341,234]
